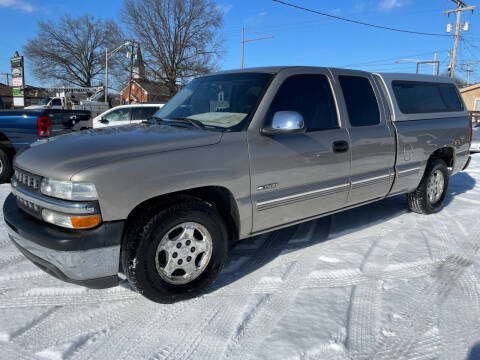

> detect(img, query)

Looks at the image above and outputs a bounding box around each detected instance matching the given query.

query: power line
[341,50,449,67]
[272,0,454,37]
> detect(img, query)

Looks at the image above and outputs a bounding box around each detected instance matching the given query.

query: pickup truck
[0,109,91,183]
[4,67,471,303]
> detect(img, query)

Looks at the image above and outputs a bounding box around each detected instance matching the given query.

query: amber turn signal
[70,215,102,229]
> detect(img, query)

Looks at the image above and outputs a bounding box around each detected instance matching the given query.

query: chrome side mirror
[262,111,306,136]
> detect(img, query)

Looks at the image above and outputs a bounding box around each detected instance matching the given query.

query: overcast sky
[0,0,479,87]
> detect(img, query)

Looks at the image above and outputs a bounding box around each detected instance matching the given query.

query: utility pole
[0,73,10,86]
[445,0,476,78]
[463,61,478,85]
[105,48,108,105]
[127,41,135,104]
[240,28,274,68]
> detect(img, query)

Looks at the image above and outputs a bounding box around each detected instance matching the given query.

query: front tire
[0,148,12,184]
[121,196,228,303]
[407,158,449,214]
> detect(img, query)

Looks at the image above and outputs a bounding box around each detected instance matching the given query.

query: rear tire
[0,148,12,184]
[407,158,449,214]
[121,196,228,303]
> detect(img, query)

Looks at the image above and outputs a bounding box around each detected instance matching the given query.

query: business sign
[12,77,23,87]
[12,88,23,96]
[11,52,25,108]
[12,67,22,78]
[13,97,25,107]
[10,56,23,69]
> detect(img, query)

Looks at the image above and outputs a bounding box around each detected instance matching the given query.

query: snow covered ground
[0,156,480,360]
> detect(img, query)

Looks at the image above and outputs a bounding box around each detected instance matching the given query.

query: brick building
[120,46,170,104]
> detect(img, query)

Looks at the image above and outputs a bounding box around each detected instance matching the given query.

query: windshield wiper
[147,116,227,131]
[165,117,206,130]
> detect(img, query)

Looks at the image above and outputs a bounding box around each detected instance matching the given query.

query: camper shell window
[392,81,463,114]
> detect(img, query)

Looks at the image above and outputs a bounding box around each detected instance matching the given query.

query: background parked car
[92,103,164,128]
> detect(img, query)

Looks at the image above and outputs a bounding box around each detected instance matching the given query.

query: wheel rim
[0,158,4,176]
[426,169,445,204]
[155,222,213,285]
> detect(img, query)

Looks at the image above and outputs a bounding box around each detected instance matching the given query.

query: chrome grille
[14,168,42,191]
[16,195,41,212]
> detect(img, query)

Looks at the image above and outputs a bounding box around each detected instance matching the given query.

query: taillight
[37,115,50,137]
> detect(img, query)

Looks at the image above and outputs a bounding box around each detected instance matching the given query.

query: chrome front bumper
[6,221,120,283]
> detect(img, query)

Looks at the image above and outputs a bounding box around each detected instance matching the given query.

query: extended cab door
[247,69,351,233]
[331,69,396,205]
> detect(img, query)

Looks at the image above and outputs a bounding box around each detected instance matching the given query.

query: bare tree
[24,15,125,87]
[122,0,224,96]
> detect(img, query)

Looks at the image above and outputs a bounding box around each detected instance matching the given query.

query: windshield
[39,98,52,105]
[153,73,273,131]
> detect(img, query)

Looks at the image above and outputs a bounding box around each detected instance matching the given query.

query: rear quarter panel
[391,116,470,194]
[376,73,470,194]
[0,110,39,152]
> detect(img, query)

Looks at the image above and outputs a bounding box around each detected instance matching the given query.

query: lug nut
[172,252,177,258]
[186,240,191,246]
[191,247,196,253]
[187,256,192,262]
[176,243,182,249]
[178,259,183,265]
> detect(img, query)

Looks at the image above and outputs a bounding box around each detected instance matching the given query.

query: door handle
[332,140,349,153]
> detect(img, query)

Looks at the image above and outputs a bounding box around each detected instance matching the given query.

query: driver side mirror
[261,111,306,136]
[99,118,109,124]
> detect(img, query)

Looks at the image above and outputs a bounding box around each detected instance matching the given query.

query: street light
[105,41,131,105]
[394,53,440,75]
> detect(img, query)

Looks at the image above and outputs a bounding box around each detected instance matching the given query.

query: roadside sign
[12,68,22,77]
[10,56,23,69]
[13,97,24,107]
[11,52,25,108]
[12,88,23,96]
[12,77,23,87]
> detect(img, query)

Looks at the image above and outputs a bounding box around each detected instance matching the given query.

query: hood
[15,124,223,180]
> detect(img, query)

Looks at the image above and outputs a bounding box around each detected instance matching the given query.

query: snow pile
[0,157,479,359]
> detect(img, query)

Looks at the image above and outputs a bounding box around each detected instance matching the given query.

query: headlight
[41,178,98,201]
[42,209,102,229]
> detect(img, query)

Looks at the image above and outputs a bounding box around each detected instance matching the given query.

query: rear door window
[392,81,463,114]
[338,75,380,127]
[132,107,159,120]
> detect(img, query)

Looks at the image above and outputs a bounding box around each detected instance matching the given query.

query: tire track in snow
[0,285,142,308]
[437,269,480,359]
[209,229,295,294]
[344,228,400,359]
[370,253,475,360]
[12,301,137,353]
[0,341,45,360]
[222,219,331,359]
[0,253,25,268]
[71,298,201,360]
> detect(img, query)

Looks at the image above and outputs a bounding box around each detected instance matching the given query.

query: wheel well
[125,186,240,243]
[0,132,15,162]
[430,147,454,168]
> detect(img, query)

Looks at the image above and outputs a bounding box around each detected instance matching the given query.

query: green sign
[12,88,23,96]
